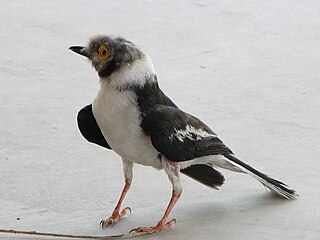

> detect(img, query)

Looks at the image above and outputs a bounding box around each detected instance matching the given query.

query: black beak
[69,46,88,58]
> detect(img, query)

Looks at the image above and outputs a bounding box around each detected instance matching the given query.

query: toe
[129,219,176,234]
[100,218,116,228]
[163,218,176,229]
[120,207,131,217]
[100,207,132,228]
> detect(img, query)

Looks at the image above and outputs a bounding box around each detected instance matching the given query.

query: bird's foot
[129,218,176,234]
[100,207,131,228]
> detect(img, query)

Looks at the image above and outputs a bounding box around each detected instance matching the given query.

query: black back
[134,76,177,134]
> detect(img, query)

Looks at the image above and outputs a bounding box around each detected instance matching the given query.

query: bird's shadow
[177,191,296,224]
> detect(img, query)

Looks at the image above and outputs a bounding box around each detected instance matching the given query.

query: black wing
[77,104,111,149]
[143,105,233,161]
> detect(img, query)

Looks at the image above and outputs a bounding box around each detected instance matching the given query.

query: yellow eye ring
[98,45,110,60]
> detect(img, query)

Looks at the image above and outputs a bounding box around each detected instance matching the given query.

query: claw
[100,207,132,228]
[129,218,176,234]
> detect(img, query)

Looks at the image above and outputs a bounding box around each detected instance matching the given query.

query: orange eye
[98,45,110,60]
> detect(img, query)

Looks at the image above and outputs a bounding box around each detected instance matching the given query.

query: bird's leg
[100,160,133,228]
[130,158,182,234]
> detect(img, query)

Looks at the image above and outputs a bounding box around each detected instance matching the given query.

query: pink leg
[130,159,182,234]
[100,160,133,228]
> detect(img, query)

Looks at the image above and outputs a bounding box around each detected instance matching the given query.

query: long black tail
[224,154,298,200]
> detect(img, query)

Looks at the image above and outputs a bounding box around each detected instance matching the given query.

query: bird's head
[69,35,145,78]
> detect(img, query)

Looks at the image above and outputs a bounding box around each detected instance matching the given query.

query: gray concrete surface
[1,1,319,239]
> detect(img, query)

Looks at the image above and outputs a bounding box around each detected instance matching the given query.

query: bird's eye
[98,45,110,60]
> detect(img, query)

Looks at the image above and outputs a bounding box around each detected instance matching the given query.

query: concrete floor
[0,1,319,239]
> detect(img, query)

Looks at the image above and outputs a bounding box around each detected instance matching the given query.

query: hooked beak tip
[69,46,88,57]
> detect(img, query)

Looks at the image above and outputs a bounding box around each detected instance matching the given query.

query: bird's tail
[181,164,225,189]
[223,154,298,200]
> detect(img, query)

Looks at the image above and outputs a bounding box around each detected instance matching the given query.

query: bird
[69,35,297,234]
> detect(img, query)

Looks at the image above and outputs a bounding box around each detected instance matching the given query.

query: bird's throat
[98,60,119,78]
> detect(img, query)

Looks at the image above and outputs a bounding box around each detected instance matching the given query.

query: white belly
[92,82,162,169]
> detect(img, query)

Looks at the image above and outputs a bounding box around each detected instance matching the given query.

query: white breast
[92,57,162,169]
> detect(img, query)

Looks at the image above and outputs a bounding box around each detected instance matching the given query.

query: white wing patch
[170,125,216,142]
